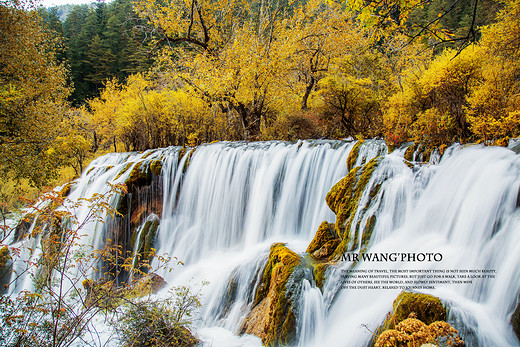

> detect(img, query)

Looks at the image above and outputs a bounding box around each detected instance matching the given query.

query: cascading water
[312,144,520,347]
[5,139,520,346]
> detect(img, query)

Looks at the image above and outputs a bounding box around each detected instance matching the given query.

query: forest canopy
[1,0,520,193]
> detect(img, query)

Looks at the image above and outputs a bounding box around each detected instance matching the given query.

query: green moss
[369,183,381,200]
[134,219,160,267]
[384,292,446,330]
[404,144,415,162]
[306,221,337,254]
[421,147,433,162]
[0,246,10,269]
[114,162,133,181]
[60,182,73,197]
[313,239,340,259]
[327,157,382,260]
[149,159,163,176]
[125,162,151,186]
[178,147,187,161]
[254,243,300,306]
[140,151,154,159]
[252,243,301,346]
[313,263,329,289]
[116,195,129,216]
[325,166,360,215]
[347,140,364,171]
[280,306,296,345]
[143,220,159,259]
[361,215,376,249]
[178,148,194,172]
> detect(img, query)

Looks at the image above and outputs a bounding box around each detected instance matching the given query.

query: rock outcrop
[241,243,301,346]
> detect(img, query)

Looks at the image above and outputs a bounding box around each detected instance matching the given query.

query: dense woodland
[1,0,520,206]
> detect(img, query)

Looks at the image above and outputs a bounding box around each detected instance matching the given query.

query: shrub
[113,285,204,347]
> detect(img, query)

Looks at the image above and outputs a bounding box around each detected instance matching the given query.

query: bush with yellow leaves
[375,316,464,347]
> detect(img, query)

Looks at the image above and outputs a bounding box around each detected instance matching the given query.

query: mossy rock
[178,147,194,172]
[325,166,360,216]
[326,157,382,259]
[421,147,433,163]
[60,182,73,197]
[179,147,194,172]
[0,246,10,269]
[404,144,415,162]
[313,262,330,289]
[116,194,130,216]
[218,271,241,319]
[133,219,160,268]
[306,221,338,255]
[253,243,301,306]
[14,216,33,241]
[125,162,152,187]
[242,243,301,346]
[360,215,377,250]
[149,159,163,176]
[313,239,340,259]
[114,162,133,181]
[385,292,446,330]
[0,246,11,291]
[347,140,364,171]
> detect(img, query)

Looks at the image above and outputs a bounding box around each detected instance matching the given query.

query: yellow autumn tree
[0,0,70,185]
[467,0,520,142]
[384,46,483,145]
[312,23,391,138]
[135,0,301,139]
[88,73,229,150]
[284,0,356,111]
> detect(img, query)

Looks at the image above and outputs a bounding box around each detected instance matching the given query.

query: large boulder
[373,292,463,347]
[241,243,301,346]
[306,221,340,259]
[387,292,447,329]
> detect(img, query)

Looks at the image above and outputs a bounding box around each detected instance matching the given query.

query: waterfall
[315,145,520,346]
[155,140,366,266]
[6,139,520,346]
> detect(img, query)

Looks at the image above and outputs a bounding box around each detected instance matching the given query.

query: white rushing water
[6,139,520,346]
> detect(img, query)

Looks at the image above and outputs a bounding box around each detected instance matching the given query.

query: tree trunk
[235,103,261,140]
[301,76,316,111]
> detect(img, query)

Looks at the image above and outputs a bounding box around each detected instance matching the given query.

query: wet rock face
[306,221,339,257]
[324,156,382,260]
[241,243,301,346]
[512,301,520,341]
[390,292,447,328]
[107,160,164,283]
[0,246,11,291]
